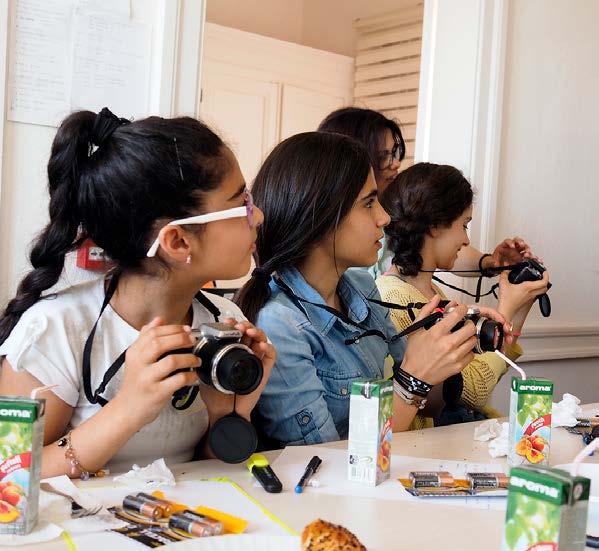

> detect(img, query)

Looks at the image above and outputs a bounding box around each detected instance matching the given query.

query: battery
[409,471,454,488]
[169,514,214,537]
[136,493,173,516]
[122,495,164,520]
[179,510,224,535]
[467,472,509,490]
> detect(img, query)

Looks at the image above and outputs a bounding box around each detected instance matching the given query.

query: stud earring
[186,254,192,265]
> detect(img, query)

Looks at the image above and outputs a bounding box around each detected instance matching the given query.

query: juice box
[502,466,590,551]
[347,379,393,486]
[508,377,553,467]
[0,396,45,535]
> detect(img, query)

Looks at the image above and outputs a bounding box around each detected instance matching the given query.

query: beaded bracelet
[57,431,108,480]
[393,380,428,410]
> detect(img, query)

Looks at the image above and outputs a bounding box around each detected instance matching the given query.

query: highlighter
[247,453,283,493]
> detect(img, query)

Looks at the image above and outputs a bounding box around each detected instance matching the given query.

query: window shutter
[354,3,424,168]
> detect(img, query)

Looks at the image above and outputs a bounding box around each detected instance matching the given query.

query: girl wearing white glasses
[0,109,274,477]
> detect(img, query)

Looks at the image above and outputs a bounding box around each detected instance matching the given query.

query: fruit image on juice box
[347,379,393,486]
[502,466,590,551]
[508,377,553,467]
[0,396,45,535]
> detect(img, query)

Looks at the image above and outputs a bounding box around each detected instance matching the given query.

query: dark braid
[0,112,95,345]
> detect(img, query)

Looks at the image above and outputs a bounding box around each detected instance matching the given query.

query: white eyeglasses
[146,189,255,257]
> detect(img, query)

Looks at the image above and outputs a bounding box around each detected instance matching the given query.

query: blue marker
[294,455,322,494]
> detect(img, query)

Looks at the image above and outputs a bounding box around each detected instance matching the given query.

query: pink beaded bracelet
[57,431,108,480]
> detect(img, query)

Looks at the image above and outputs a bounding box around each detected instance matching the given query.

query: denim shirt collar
[271,267,371,335]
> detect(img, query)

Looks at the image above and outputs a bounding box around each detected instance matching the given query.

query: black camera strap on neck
[273,277,444,346]
[82,275,221,407]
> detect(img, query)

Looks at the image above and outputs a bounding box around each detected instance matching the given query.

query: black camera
[169,322,263,396]
[508,259,551,317]
[427,307,504,354]
[186,322,263,395]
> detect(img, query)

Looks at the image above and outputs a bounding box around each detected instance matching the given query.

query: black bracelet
[393,366,432,397]
[478,253,494,277]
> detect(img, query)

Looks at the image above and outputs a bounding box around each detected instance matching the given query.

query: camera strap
[273,277,444,346]
[82,274,221,408]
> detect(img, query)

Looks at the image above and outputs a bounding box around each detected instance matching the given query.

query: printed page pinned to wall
[7,0,149,127]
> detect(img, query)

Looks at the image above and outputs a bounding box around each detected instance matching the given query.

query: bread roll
[301,519,366,550]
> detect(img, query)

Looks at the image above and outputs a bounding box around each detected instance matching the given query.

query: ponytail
[236,132,371,323]
[0,111,96,344]
[1,108,227,345]
[235,267,273,323]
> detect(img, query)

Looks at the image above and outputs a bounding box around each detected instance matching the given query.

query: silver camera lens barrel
[211,343,255,394]
[473,317,485,354]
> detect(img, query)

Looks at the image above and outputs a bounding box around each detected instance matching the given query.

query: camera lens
[213,345,263,395]
[476,319,504,353]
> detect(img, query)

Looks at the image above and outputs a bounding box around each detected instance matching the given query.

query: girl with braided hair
[0,108,274,477]
[377,163,549,427]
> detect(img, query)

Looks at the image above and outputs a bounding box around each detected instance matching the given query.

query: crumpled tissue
[474,393,583,458]
[551,393,582,427]
[113,457,176,489]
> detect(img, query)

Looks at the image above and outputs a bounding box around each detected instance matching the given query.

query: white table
[17,404,599,551]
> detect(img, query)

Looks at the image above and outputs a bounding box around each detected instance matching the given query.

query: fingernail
[183,325,192,333]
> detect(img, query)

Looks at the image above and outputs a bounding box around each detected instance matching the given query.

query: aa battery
[122,495,164,520]
[169,513,214,537]
[136,493,173,516]
[467,472,509,490]
[179,510,224,535]
[409,471,454,488]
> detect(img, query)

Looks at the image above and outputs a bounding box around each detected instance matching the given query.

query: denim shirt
[255,266,406,447]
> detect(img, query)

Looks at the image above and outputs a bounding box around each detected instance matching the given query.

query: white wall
[0,0,205,305]
[418,0,599,411]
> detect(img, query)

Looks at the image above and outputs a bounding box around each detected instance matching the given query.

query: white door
[199,63,280,184]
[279,83,347,141]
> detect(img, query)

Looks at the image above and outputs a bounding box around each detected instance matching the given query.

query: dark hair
[318,107,405,171]
[236,131,371,322]
[0,109,228,345]
[381,163,473,276]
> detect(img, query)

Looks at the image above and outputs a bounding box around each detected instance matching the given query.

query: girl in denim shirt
[237,132,510,448]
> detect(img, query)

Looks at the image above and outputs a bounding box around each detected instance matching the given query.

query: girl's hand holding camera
[400,295,478,386]
[199,318,275,423]
[116,317,201,428]
[497,269,550,324]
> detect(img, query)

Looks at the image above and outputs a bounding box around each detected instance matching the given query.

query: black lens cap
[539,293,551,318]
[208,412,258,464]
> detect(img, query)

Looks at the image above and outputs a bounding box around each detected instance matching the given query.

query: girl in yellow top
[376,163,549,428]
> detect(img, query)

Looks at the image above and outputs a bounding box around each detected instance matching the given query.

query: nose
[377,204,391,228]
[389,157,401,172]
[463,233,470,247]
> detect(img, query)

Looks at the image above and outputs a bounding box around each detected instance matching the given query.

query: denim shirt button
[340,387,348,396]
[301,415,310,425]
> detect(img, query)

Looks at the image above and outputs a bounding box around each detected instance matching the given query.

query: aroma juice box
[0,396,45,535]
[502,466,590,551]
[508,377,553,467]
[347,379,393,486]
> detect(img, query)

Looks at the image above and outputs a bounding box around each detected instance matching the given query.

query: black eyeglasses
[377,142,403,171]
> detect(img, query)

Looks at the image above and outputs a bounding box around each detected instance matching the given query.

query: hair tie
[89,107,130,157]
[252,268,272,283]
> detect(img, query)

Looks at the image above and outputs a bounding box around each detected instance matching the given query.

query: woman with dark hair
[377,163,549,426]
[236,132,510,447]
[318,107,535,279]
[0,108,275,477]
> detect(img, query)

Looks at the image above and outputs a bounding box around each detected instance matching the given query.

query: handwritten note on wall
[7,0,150,127]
